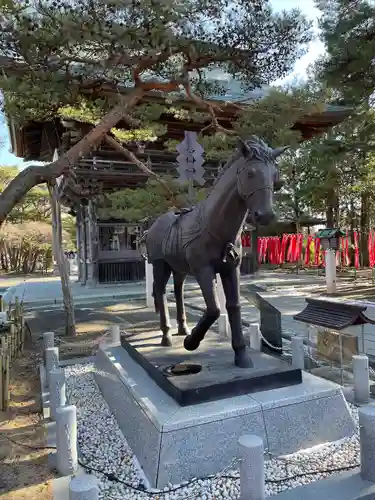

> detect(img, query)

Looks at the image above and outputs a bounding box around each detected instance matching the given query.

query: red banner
[304,235,313,265]
[354,231,360,269]
[244,230,375,269]
[314,238,321,266]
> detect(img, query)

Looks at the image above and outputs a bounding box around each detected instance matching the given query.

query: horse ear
[238,138,251,157]
[272,146,289,158]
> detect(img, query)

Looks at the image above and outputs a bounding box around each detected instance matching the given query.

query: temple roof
[4,79,352,207]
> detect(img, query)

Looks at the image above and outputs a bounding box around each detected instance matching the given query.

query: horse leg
[173,271,189,336]
[153,260,173,346]
[220,266,252,368]
[184,266,220,351]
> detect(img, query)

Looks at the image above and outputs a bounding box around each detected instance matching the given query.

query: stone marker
[45,347,59,388]
[359,405,375,482]
[110,324,121,345]
[49,368,66,419]
[69,474,99,500]
[292,336,305,370]
[353,355,370,404]
[239,434,265,500]
[56,405,78,476]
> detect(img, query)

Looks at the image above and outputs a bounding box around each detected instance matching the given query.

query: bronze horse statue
[145,136,286,368]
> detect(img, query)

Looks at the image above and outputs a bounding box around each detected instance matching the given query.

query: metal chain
[257,329,283,351]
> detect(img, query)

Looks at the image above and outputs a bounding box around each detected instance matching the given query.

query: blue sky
[0,0,325,167]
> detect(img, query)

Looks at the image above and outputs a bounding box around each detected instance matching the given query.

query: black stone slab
[121,328,302,406]
[241,285,283,356]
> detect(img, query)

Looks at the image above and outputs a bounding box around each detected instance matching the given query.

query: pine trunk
[0,88,143,227]
[48,183,76,337]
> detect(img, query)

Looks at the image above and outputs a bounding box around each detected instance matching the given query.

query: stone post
[145,260,154,309]
[217,275,230,339]
[49,368,66,420]
[43,332,55,364]
[325,248,337,294]
[110,324,121,345]
[291,336,305,370]
[238,434,265,500]
[45,347,59,388]
[69,475,99,500]
[44,332,55,350]
[359,405,375,482]
[56,405,78,476]
[353,355,370,404]
[248,324,261,351]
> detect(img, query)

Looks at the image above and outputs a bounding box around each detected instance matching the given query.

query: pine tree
[0,0,313,224]
[316,0,375,104]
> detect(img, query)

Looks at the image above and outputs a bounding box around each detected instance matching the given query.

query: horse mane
[206,136,275,196]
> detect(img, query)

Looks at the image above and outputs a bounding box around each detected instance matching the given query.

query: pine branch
[103,134,183,208]
[183,81,235,135]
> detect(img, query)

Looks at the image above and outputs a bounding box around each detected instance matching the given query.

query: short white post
[217,275,230,339]
[239,434,265,500]
[49,368,66,420]
[353,355,370,404]
[56,405,78,476]
[45,347,59,388]
[69,474,99,500]
[359,405,375,482]
[145,260,154,309]
[109,324,121,345]
[43,331,55,351]
[325,249,337,294]
[248,323,261,351]
[291,336,305,370]
[43,332,55,366]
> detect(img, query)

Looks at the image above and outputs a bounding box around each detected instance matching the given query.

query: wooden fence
[0,296,26,411]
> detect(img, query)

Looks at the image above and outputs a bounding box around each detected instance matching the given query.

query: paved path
[3,270,327,306]
[22,271,321,341]
[2,277,146,305]
[9,270,375,353]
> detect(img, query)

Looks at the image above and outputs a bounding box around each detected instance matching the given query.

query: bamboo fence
[0,296,26,411]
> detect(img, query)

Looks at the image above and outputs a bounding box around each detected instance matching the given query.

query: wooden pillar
[86,201,98,286]
[75,206,85,283]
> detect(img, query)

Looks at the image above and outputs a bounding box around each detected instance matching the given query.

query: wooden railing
[0,297,26,411]
[98,260,145,283]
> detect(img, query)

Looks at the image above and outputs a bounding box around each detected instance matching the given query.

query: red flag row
[241,231,368,268]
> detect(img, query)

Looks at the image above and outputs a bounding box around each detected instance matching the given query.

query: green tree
[97,176,207,222]
[0,165,51,222]
[316,0,375,105]
[0,0,313,224]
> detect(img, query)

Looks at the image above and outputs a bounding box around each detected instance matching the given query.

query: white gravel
[65,363,360,499]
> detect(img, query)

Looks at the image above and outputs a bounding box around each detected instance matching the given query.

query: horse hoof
[177,325,190,336]
[161,335,173,347]
[184,335,200,351]
[235,349,253,369]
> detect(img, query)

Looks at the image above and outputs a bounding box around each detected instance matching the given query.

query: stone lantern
[316,228,345,294]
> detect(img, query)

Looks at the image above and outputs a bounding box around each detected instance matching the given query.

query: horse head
[236,136,287,226]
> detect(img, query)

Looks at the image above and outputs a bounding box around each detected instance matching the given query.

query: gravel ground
[65,363,360,500]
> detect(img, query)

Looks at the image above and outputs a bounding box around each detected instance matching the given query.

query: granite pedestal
[120,329,301,406]
[94,338,356,488]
